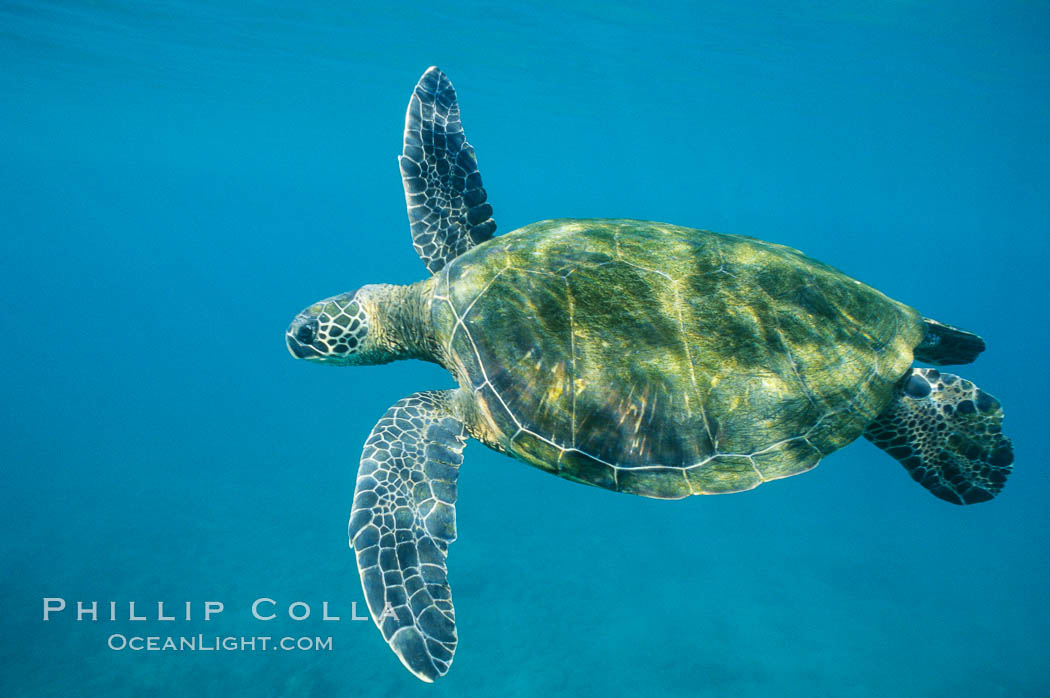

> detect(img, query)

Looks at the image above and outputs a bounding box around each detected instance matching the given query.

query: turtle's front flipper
[863,368,1014,504]
[348,390,467,682]
[401,67,496,274]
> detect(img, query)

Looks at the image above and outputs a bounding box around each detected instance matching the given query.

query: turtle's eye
[296,321,317,344]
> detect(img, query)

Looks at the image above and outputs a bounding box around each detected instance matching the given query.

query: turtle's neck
[365,278,441,364]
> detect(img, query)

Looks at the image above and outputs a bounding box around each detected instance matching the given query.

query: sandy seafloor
[1,2,1047,696]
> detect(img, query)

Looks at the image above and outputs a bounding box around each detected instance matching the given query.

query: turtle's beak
[286,318,321,359]
[286,333,318,359]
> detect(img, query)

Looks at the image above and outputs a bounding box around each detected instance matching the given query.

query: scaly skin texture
[428,219,926,499]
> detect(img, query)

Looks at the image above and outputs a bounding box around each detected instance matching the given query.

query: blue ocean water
[2,1,1047,695]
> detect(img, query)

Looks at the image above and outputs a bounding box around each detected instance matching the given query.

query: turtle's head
[286,287,380,366]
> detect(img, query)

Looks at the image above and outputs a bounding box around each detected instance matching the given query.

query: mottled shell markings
[429,219,926,499]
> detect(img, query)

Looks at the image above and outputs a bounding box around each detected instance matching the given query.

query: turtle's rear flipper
[914,318,986,365]
[863,368,1013,504]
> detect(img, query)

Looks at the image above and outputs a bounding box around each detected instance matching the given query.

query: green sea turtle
[285,67,1014,681]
